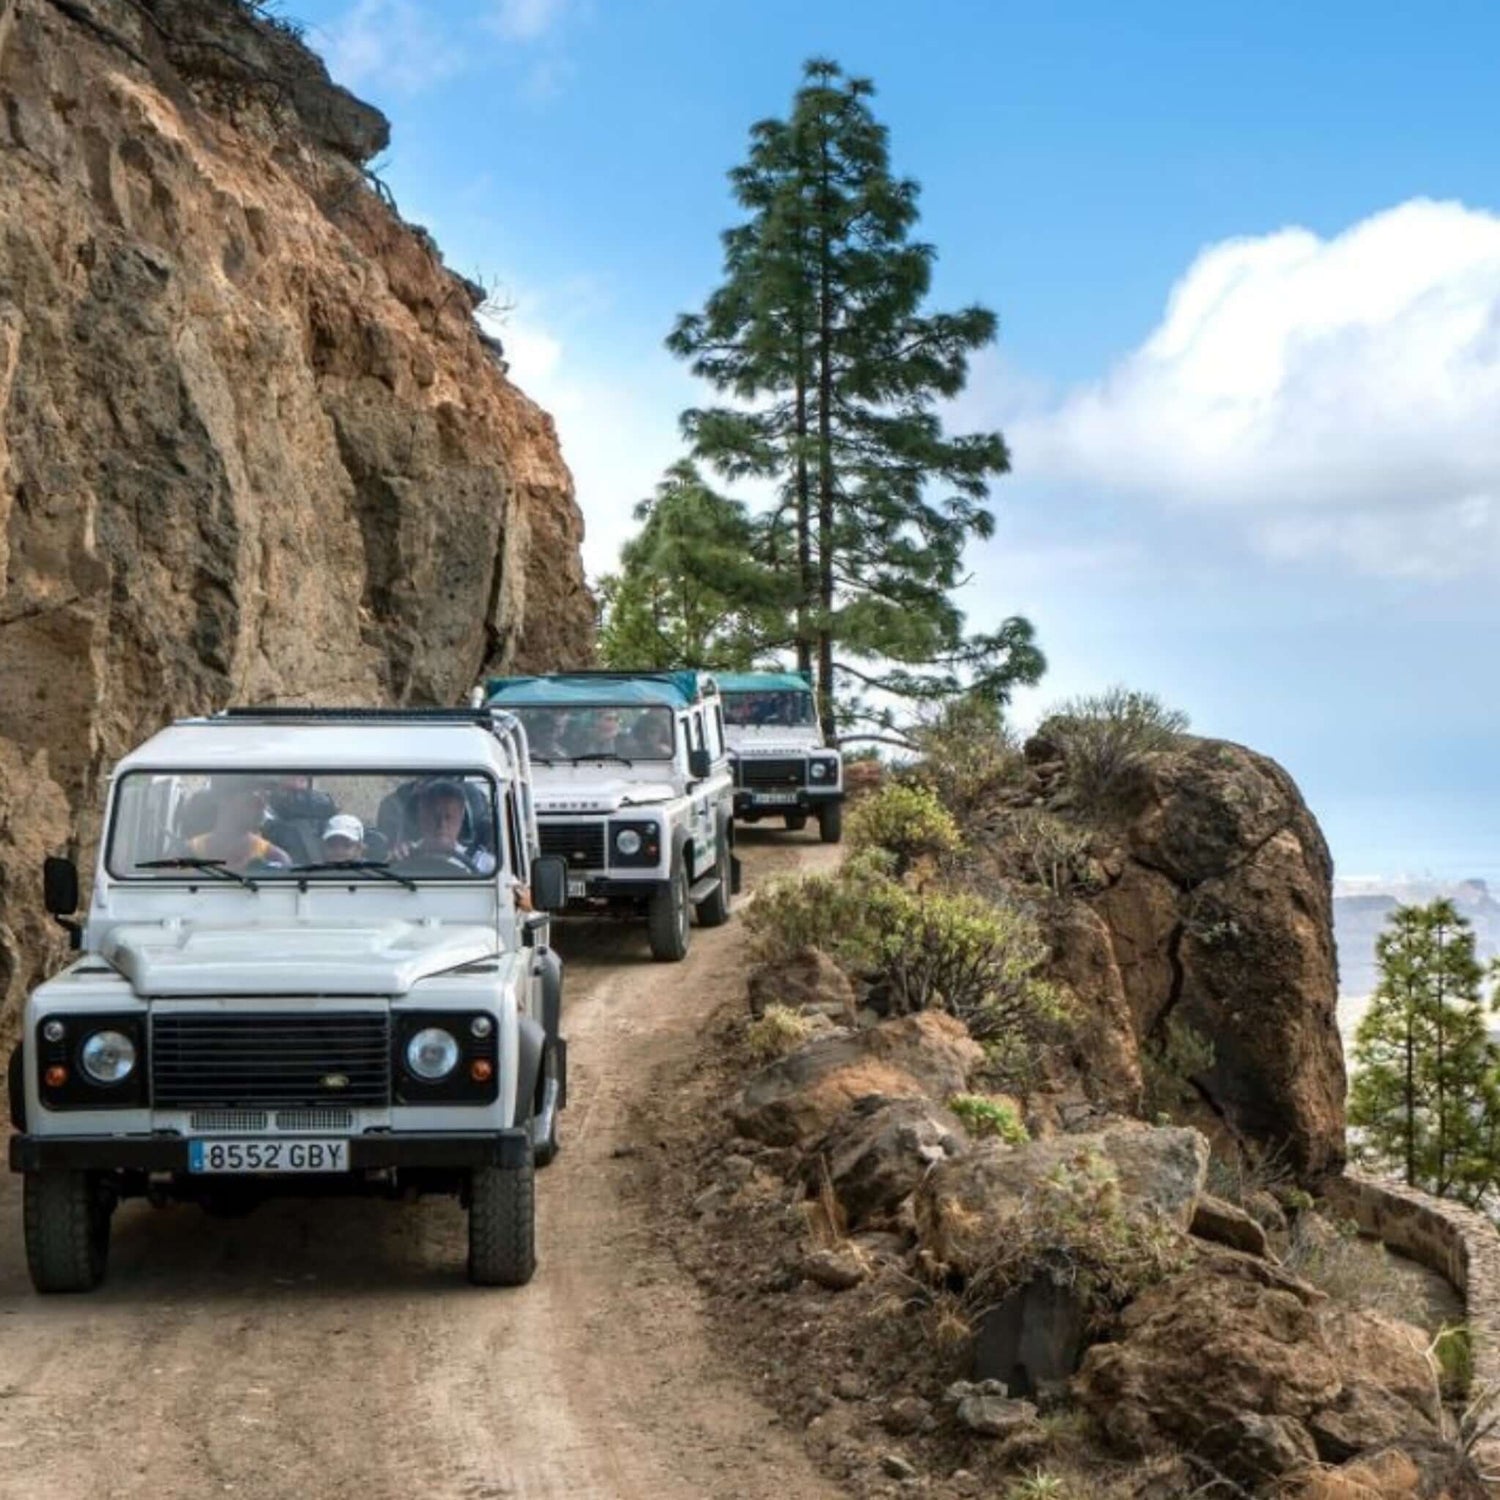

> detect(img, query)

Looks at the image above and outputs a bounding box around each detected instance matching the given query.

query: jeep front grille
[740,757,807,788]
[538,819,606,869]
[152,1013,391,1108]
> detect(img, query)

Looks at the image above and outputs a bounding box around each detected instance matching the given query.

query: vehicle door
[687,708,715,869]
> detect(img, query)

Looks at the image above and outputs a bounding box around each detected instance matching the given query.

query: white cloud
[316,0,464,96]
[487,0,569,42]
[1009,199,1500,577]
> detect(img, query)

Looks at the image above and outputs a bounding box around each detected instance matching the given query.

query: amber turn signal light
[470,1058,494,1083]
[44,1065,68,1088]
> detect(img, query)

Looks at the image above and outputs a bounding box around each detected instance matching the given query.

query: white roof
[114,718,515,776]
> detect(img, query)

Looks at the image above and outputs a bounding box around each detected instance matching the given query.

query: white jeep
[481,672,738,962]
[719,672,844,844]
[6,707,570,1293]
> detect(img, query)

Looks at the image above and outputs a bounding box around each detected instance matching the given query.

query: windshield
[512,705,677,761]
[107,771,502,880]
[723,690,816,729]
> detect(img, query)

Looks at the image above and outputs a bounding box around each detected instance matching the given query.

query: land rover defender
[6,707,569,1293]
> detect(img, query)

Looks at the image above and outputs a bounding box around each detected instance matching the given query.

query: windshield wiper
[136,857,258,891]
[292,860,418,892]
[568,751,635,767]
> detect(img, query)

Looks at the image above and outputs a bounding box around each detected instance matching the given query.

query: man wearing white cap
[322,813,365,863]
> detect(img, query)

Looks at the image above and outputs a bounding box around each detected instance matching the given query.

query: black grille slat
[538,820,606,869]
[740,757,806,788]
[151,1013,390,1108]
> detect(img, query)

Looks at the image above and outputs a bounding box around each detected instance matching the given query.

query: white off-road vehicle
[6,707,571,1294]
[719,672,844,844]
[481,672,738,962]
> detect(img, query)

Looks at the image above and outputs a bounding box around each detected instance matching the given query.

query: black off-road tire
[467,1143,536,1287]
[533,1042,561,1169]
[783,812,808,832]
[24,1170,109,1294]
[695,830,733,928]
[647,862,691,962]
[818,801,844,844]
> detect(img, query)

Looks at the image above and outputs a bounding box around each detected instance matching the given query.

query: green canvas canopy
[485,671,714,710]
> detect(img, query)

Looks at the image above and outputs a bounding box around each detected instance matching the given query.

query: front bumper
[561,873,670,905]
[9,1129,532,1173]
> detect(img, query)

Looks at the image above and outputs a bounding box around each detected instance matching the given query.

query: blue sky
[288,0,1500,883]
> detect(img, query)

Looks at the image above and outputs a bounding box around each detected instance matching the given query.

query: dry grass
[743,1004,817,1064]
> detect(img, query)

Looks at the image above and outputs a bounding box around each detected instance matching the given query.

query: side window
[690,710,705,751]
[708,705,726,758]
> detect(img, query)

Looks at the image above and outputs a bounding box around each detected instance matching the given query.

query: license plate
[188,1138,348,1174]
[567,876,587,898]
[753,791,799,805]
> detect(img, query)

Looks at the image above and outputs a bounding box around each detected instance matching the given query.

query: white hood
[101,920,497,997]
[728,727,823,755]
[533,767,677,813]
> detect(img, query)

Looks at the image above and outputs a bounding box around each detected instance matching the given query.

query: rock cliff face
[0,0,594,1026]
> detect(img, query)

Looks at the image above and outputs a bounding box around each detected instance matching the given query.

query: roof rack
[212,707,504,724]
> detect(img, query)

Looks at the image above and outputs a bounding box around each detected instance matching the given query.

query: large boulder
[1094,739,1346,1179]
[1074,1256,1443,1488]
[915,1124,1209,1275]
[731,1011,983,1148]
[806,1094,967,1228]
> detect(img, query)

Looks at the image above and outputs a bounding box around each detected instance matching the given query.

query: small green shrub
[1006,1474,1074,1500]
[846,781,961,873]
[949,1092,1030,1144]
[1141,1016,1216,1121]
[744,849,895,967]
[1433,1324,1474,1401]
[993,807,1094,895]
[744,1004,817,1063]
[908,694,1027,821]
[1038,686,1189,816]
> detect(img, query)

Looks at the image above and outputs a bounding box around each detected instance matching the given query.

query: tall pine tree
[1348,898,1499,1204]
[668,59,1042,743]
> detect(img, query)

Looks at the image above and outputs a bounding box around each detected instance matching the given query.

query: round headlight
[615,828,643,856]
[80,1029,136,1085]
[406,1027,459,1080]
[810,760,831,780]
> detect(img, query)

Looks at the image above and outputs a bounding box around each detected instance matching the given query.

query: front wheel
[24,1170,110,1293]
[647,863,691,962]
[818,801,844,844]
[468,1145,536,1286]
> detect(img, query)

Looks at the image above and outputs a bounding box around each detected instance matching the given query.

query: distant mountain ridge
[1334,878,1500,997]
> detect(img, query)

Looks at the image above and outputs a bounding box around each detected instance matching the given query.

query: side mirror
[529,854,568,914]
[43,856,79,917]
[688,747,712,780]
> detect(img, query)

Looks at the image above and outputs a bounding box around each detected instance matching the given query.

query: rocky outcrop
[0,0,593,1027]
[1026,736,1345,1179]
[1074,1255,1466,1491]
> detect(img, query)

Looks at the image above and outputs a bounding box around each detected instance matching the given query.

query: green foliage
[1005,1474,1075,1500]
[1141,1018,1216,1122]
[948,1093,1029,1144]
[846,781,961,873]
[992,807,1095,896]
[1038,687,1189,816]
[667,59,1042,740]
[906,693,1027,821]
[1433,1324,1474,1401]
[744,854,1060,1045]
[744,1004,818,1064]
[1349,899,1500,1205]
[965,1149,1190,1318]
[597,461,793,670]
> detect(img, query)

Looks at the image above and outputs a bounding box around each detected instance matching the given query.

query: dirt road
[0,832,840,1500]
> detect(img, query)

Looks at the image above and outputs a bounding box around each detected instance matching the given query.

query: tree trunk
[814,132,836,745]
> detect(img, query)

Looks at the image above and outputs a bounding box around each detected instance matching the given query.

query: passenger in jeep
[398,780,497,874]
[186,781,292,872]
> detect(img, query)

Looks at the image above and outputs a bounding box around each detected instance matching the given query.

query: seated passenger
[321,814,366,863]
[398,780,496,874]
[624,715,674,758]
[186,782,291,872]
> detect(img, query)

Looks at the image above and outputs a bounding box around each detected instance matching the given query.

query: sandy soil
[0,831,841,1500]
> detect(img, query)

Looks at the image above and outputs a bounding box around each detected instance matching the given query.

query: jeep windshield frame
[508,704,678,764]
[105,768,507,885]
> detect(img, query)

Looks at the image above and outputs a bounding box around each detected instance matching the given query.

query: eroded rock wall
[0,0,594,1024]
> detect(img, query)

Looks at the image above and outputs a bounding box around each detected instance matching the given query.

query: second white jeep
[481,671,738,961]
